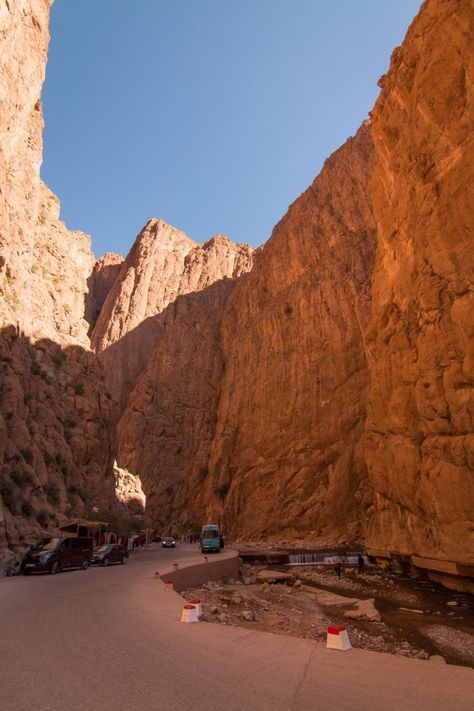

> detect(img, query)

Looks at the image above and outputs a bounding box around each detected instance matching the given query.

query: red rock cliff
[115,123,377,540]
[365,0,474,570]
[0,1,115,574]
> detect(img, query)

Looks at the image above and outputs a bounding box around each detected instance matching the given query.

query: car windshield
[202,530,218,539]
[32,538,61,551]
[165,538,174,543]
[96,545,111,552]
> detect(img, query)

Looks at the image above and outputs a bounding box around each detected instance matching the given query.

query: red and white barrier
[326,625,351,651]
[153,571,160,577]
[180,604,199,623]
[173,562,179,570]
[190,598,202,617]
[164,580,174,591]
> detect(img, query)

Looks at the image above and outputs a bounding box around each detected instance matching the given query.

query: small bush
[70,380,84,396]
[10,468,33,487]
[44,482,60,506]
[90,508,144,537]
[52,351,66,368]
[198,467,208,482]
[67,484,86,499]
[0,478,17,512]
[19,448,34,465]
[25,344,37,361]
[37,509,49,527]
[214,482,230,499]
[21,501,33,517]
[43,451,53,465]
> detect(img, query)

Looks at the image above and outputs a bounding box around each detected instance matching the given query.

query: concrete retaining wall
[158,550,240,592]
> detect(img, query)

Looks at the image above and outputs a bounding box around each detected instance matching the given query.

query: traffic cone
[164,580,174,591]
[190,599,203,616]
[326,625,351,651]
[180,604,199,623]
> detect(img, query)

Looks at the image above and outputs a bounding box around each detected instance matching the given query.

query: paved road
[0,543,473,711]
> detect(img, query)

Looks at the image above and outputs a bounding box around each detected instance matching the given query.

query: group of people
[334,553,365,579]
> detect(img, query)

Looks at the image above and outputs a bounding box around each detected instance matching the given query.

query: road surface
[0,543,472,710]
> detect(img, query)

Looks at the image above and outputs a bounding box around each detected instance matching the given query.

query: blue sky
[42,0,421,258]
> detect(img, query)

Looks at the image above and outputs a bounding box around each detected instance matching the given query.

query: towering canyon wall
[92,221,253,411]
[115,124,377,540]
[0,1,115,573]
[365,0,474,573]
[0,0,472,585]
[113,0,473,575]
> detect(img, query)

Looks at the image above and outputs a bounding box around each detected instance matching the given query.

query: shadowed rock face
[365,0,474,564]
[85,253,123,332]
[1,0,472,582]
[116,279,237,531]
[0,1,116,573]
[115,123,377,540]
[92,220,253,411]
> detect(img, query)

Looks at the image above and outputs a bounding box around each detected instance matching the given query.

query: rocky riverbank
[182,561,474,668]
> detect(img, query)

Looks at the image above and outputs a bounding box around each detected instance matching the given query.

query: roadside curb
[153,549,240,593]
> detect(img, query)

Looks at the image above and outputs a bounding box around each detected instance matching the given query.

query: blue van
[200,524,222,553]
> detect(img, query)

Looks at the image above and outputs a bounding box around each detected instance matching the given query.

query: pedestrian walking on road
[334,562,342,579]
[358,554,365,574]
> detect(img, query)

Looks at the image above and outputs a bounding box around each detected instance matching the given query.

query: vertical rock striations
[117,124,377,540]
[365,0,474,570]
[92,220,253,411]
[199,123,377,541]
[0,1,115,572]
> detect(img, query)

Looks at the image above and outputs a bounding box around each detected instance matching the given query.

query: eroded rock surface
[185,124,376,540]
[92,220,253,410]
[364,0,474,565]
[0,1,114,573]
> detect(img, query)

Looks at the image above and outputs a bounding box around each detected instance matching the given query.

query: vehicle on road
[91,544,129,566]
[152,534,162,543]
[162,537,176,548]
[200,524,222,554]
[20,537,93,575]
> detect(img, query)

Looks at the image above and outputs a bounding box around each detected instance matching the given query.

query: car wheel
[120,556,126,564]
[81,558,90,570]
[103,557,109,567]
[51,561,61,575]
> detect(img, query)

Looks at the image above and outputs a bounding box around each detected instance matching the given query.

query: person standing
[357,554,365,574]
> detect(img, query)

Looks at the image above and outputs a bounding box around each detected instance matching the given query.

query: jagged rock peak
[91,218,253,353]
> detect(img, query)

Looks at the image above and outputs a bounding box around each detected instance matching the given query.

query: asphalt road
[0,543,473,711]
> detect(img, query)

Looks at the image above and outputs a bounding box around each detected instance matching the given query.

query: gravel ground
[182,562,474,667]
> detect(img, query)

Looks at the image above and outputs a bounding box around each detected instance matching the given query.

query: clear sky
[41,0,421,258]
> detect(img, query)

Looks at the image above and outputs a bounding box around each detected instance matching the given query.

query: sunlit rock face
[91,219,253,411]
[0,1,115,574]
[117,123,377,540]
[1,0,472,586]
[193,123,377,541]
[364,0,474,566]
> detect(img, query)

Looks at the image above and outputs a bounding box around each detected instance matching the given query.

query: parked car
[162,537,176,548]
[152,534,162,543]
[91,544,129,566]
[20,537,93,575]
